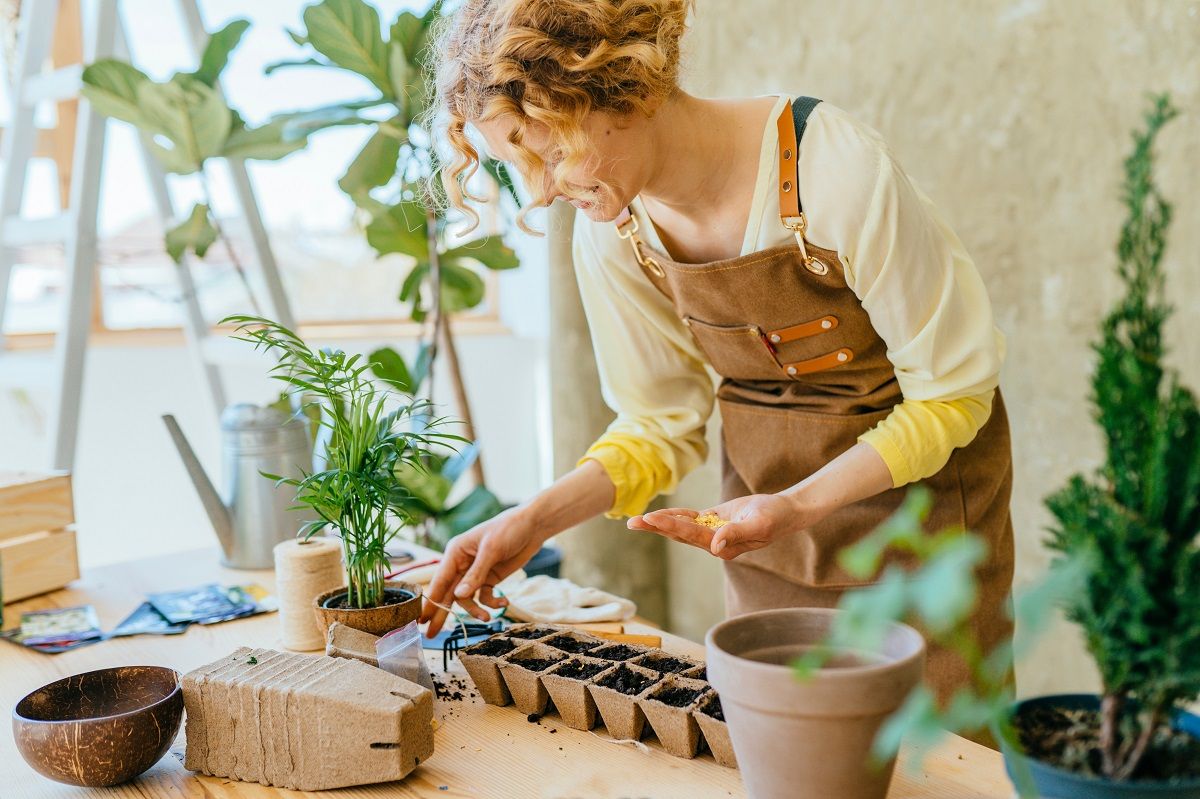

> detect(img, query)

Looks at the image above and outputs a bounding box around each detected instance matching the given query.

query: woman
[419,0,1014,711]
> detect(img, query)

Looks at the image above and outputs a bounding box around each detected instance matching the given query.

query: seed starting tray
[458,623,736,768]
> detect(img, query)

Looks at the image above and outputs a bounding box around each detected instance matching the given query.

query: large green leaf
[302,0,393,98]
[137,74,232,173]
[388,11,423,63]
[394,460,453,513]
[80,60,151,125]
[443,236,519,271]
[365,200,428,258]
[369,346,414,393]
[437,259,487,312]
[431,484,505,550]
[223,116,307,160]
[338,124,403,196]
[190,19,250,87]
[165,203,218,263]
[387,40,410,117]
[272,99,385,142]
[263,57,330,75]
[482,158,522,208]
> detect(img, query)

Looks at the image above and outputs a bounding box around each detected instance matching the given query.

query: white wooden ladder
[0,0,296,470]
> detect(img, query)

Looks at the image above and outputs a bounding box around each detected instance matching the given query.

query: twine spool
[274,536,343,651]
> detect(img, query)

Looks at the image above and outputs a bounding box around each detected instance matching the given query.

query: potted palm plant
[226,314,456,636]
[1005,93,1200,797]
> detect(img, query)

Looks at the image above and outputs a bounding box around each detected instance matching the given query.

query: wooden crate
[0,472,79,610]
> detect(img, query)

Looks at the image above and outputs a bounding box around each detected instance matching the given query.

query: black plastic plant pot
[1001,694,1200,798]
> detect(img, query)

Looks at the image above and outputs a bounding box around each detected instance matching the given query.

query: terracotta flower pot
[706,607,924,799]
[312,581,422,638]
[1001,694,1200,798]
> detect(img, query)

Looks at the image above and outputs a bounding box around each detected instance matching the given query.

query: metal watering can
[163,404,311,569]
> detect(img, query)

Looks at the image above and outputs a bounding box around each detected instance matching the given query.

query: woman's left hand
[628,492,830,560]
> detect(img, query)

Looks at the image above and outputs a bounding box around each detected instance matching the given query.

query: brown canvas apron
[613,97,1015,715]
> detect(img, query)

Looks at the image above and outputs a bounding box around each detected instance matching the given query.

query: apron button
[837,351,849,362]
[821,319,833,330]
[770,334,781,343]
[786,365,798,376]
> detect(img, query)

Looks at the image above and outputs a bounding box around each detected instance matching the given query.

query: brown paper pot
[313,581,422,637]
[497,643,566,715]
[459,635,520,706]
[587,662,661,741]
[541,656,609,730]
[590,641,652,663]
[707,607,924,799]
[639,675,709,758]
[693,693,737,769]
[682,664,707,680]
[502,623,559,641]
[632,651,703,676]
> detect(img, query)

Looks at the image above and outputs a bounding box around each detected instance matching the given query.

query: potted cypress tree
[226,314,456,636]
[1003,94,1200,796]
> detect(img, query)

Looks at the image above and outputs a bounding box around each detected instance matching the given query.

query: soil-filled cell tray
[541,656,609,730]
[497,643,567,715]
[693,693,737,769]
[682,664,707,681]
[586,662,662,742]
[639,675,709,758]
[633,652,702,676]
[542,630,604,654]
[459,635,519,706]
[503,623,559,640]
[590,642,652,662]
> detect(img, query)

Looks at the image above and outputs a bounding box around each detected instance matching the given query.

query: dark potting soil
[321,587,414,610]
[593,644,642,661]
[514,656,562,673]
[467,636,517,657]
[554,659,607,680]
[691,666,707,680]
[652,685,705,708]
[544,634,600,654]
[640,654,694,675]
[507,626,557,640]
[700,695,725,721]
[596,665,654,696]
[1015,704,1200,782]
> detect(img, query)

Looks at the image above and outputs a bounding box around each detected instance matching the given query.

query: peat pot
[706,607,924,799]
[313,581,422,637]
[1001,694,1200,798]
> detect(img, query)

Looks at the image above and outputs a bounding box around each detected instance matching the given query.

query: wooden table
[1,548,1014,798]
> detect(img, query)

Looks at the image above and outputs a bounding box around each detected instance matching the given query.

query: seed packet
[19,605,103,645]
[149,583,253,625]
[0,627,106,654]
[110,602,189,637]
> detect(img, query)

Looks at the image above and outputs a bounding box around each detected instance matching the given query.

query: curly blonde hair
[427,0,693,233]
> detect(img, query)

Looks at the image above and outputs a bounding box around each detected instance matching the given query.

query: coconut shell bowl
[13,665,184,787]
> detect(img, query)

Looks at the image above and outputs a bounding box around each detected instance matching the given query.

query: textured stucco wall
[671,0,1200,697]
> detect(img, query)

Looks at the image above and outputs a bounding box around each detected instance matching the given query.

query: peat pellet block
[587,662,661,742]
[325,621,381,667]
[633,651,703,676]
[541,656,609,731]
[460,635,519,706]
[503,623,559,641]
[693,692,737,769]
[497,643,566,715]
[183,649,434,791]
[590,641,652,662]
[639,675,709,758]
[541,630,604,655]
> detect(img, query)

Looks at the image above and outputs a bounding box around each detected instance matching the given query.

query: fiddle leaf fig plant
[81,19,307,311]
[266,0,522,518]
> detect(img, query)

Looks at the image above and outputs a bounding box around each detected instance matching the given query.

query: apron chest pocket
[682,316,785,381]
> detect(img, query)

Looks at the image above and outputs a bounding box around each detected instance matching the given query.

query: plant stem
[424,205,441,409]
[440,314,486,487]
[197,166,263,317]
[1100,692,1121,778]
[1114,706,1162,781]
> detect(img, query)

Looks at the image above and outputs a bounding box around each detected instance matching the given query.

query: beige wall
[664,0,1200,697]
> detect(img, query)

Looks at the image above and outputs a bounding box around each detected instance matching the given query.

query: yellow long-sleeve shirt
[573,96,1006,517]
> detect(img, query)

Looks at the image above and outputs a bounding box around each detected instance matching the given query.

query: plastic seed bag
[375,621,435,693]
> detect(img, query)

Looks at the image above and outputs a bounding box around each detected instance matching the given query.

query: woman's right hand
[419,507,544,637]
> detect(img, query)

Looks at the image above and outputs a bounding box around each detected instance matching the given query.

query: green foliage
[1044,93,1200,780]
[367,345,506,551]
[224,314,459,608]
[270,0,520,321]
[81,19,306,265]
[796,488,1086,793]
